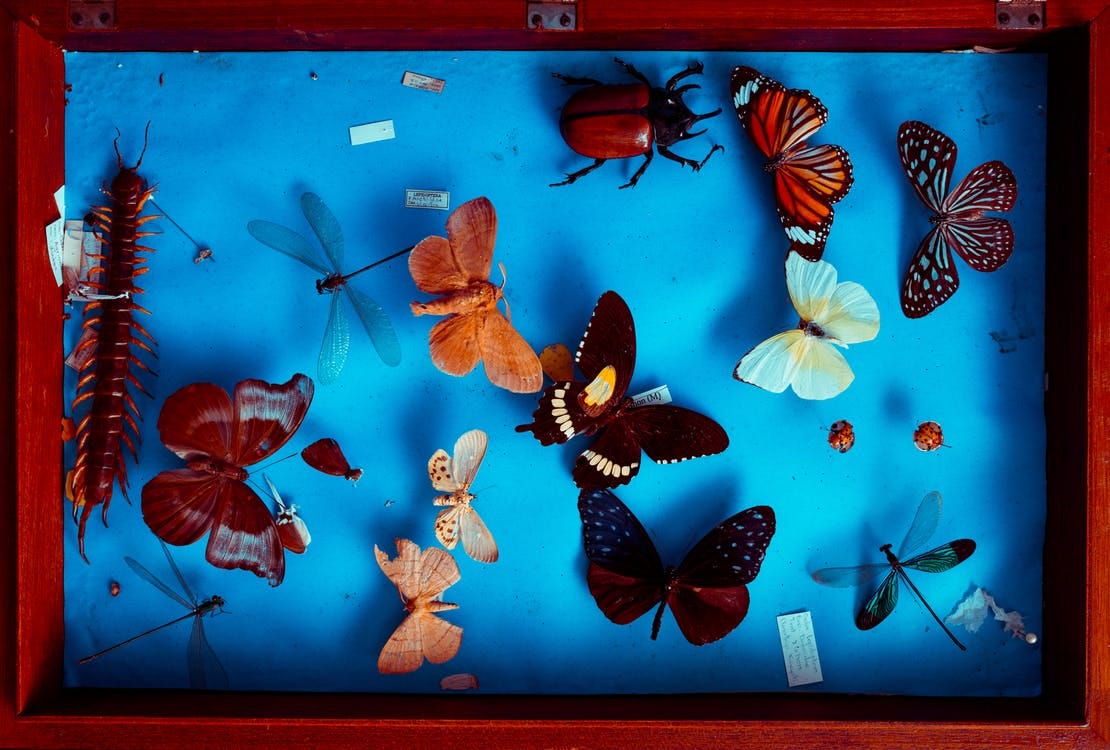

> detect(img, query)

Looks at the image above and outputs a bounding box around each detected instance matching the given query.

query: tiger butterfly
[140,373,314,586]
[578,488,775,645]
[730,66,854,261]
[515,291,729,489]
[897,120,1017,318]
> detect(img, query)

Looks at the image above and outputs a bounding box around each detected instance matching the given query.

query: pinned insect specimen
[827,420,855,453]
[248,192,403,383]
[428,429,497,563]
[897,120,1017,318]
[579,488,775,645]
[551,57,722,189]
[440,673,479,691]
[375,538,463,674]
[79,541,228,689]
[69,128,158,561]
[148,198,211,263]
[518,290,729,488]
[812,491,976,649]
[409,197,543,393]
[301,437,363,483]
[913,421,947,451]
[734,251,879,400]
[264,474,310,554]
[730,66,854,260]
[141,373,314,586]
[109,580,121,597]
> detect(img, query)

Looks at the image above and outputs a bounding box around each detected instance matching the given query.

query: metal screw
[559,13,571,27]
[997,12,1011,23]
[98,11,111,24]
[1028,13,1040,25]
[531,13,542,26]
[71,12,84,25]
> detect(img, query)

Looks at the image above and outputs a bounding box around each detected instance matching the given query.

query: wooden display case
[1,1,1107,746]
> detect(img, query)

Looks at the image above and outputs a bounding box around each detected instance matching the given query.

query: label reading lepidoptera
[404,189,450,211]
[349,120,396,146]
[777,611,824,687]
[401,71,446,93]
[629,385,672,407]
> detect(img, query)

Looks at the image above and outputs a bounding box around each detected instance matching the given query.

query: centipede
[68,127,158,561]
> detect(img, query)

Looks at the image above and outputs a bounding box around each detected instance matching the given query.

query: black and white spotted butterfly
[516,291,729,489]
[897,120,1017,318]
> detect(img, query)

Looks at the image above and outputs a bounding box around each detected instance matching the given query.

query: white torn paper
[349,120,396,145]
[777,611,823,687]
[946,587,1029,640]
[45,185,66,286]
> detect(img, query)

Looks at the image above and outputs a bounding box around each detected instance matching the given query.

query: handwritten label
[404,189,450,211]
[777,611,823,687]
[629,385,672,407]
[401,71,446,93]
[349,120,396,145]
[45,185,66,286]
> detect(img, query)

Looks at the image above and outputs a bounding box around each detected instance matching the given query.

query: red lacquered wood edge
[2,3,1109,748]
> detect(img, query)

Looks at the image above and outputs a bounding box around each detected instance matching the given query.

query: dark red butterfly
[140,373,314,586]
[730,66,854,261]
[897,120,1017,318]
[301,437,363,483]
[515,291,729,489]
[579,488,775,645]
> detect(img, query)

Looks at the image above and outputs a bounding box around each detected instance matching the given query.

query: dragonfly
[248,192,405,384]
[79,541,229,689]
[812,491,976,649]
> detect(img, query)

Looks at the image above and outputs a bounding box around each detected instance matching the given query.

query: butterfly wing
[476,308,543,394]
[572,418,644,488]
[578,489,665,625]
[900,226,958,319]
[229,374,314,467]
[942,160,1018,216]
[734,330,854,401]
[141,468,221,546]
[668,505,775,645]
[155,382,235,464]
[730,66,826,158]
[409,197,496,294]
[575,291,636,396]
[301,437,355,477]
[515,379,594,445]
[897,120,956,214]
[458,506,498,563]
[624,404,730,466]
[856,570,899,630]
[205,480,285,586]
[940,218,1014,273]
[426,314,482,376]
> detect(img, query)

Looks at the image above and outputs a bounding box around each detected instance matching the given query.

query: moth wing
[426,314,482,376]
[409,236,468,294]
[445,196,497,283]
[476,309,543,394]
[434,505,462,550]
[301,437,354,477]
[375,539,424,602]
[377,614,426,675]
[458,507,498,563]
[451,429,489,489]
[418,612,464,665]
[428,448,460,492]
[418,545,462,598]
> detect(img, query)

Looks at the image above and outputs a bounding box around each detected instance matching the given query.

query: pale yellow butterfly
[428,429,498,563]
[734,251,879,400]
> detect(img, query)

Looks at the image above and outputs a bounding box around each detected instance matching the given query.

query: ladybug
[827,420,855,453]
[551,57,723,189]
[913,421,946,451]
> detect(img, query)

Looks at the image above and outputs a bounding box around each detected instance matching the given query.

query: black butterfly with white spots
[516,291,729,489]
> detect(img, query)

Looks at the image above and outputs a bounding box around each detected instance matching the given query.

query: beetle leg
[619,151,653,190]
[665,61,706,91]
[550,158,607,187]
[552,72,603,87]
[614,57,650,86]
[656,143,722,172]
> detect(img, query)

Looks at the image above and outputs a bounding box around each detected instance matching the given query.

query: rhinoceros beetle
[551,58,723,190]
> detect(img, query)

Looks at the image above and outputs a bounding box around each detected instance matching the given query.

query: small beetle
[551,57,723,189]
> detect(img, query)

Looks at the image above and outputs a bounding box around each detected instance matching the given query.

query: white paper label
[404,189,450,210]
[349,120,396,145]
[401,71,446,93]
[629,384,672,407]
[777,611,823,687]
[45,185,66,286]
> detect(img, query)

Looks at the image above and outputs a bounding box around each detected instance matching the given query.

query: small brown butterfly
[409,197,543,393]
[429,429,498,563]
[375,538,463,675]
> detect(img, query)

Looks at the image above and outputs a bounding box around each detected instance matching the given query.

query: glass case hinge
[995,0,1045,29]
[68,0,116,30]
[527,1,578,31]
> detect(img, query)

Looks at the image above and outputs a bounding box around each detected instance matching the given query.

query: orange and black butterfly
[730,66,854,261]
[409,197,543,394]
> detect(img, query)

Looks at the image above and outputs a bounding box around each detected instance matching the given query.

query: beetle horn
[671,83,701,97]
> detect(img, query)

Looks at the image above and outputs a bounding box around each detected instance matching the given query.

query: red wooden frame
[1,2,1107,747]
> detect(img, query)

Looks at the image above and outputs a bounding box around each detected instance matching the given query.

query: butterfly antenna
[253,451,299,475]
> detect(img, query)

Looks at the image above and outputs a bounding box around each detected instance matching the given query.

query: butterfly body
[186,458,249,481]
[580,489,775,645]
[518,291,728,489]
[896,120,1017,318]
[410,197,542,393]
[552,58,723,189]
[730,66,853,260]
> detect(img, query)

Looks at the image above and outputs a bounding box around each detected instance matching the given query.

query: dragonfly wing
[897,491,942,559]
[159,540,197,607]
[187,614,229,690]
[810,562,889,588]
[246,220,331,275]
[301,192,344,272]
[344,284,402,367]
[125,556,193,611]
[902,539,976,573]
[318,290,350,385]
[856,571,899,630]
